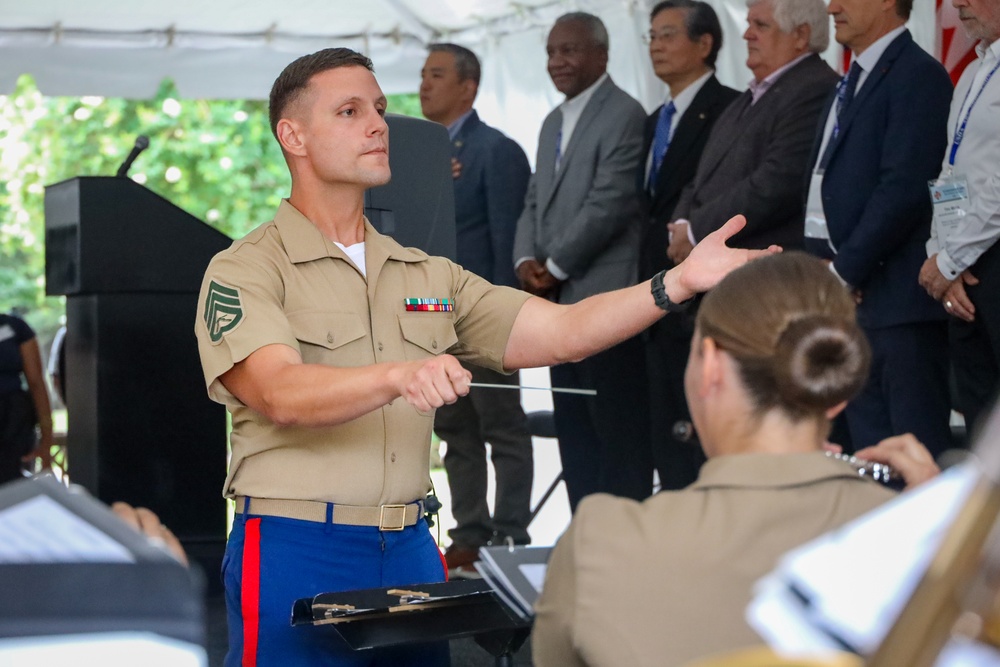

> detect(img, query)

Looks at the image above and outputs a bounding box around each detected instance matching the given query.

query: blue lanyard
[950,56,1000,166]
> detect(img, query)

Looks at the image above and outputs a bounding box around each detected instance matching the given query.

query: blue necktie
[647,101,676,192]
[555,128,563,172]
[833,61,862,140]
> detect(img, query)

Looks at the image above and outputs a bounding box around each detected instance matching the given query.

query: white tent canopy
[0,0,938,162]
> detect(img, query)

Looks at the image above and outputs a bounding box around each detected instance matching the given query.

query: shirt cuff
[546,258,569,281]
[514,257,533,271]
[925,237,940,258]
[936,250,962,281]
[669,219,694,245]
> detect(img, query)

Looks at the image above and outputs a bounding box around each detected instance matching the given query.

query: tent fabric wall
[474,0,937,164]
[0,0,939,163]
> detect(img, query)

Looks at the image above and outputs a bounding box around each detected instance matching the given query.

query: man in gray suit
[667,0,838,259]
[513,12,650,511]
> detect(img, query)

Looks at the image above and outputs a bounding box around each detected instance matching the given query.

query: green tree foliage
[0,74,420,347]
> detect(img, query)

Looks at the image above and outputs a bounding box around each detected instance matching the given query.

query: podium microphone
[116,135,150,178]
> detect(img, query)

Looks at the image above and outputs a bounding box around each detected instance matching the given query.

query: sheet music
[748,463,980,655]
[519,563,547,593]
[0,495,135,564]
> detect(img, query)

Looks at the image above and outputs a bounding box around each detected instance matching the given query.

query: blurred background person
[920,0,1000,442]
[419,42,535,575]
[639,0,740,490]
[0,310,53,482]
[667,0,838,261]
[804,0,953,457]
[513,12,651,511]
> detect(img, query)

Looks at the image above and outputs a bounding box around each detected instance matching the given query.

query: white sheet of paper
[0,495,135,564]
[748,463,980,655]
[0,632,206,667]
[519,563,547,594]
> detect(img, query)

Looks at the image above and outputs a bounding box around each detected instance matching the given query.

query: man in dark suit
[639,0,739,490]
[513,12,650,511]
[803,0,953,456]
[667,0,838,261]
[420,43,535,573]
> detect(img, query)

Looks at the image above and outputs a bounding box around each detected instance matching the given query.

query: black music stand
[291,579,530,666]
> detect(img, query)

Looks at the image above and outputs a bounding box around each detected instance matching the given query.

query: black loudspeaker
[366,114,456,261]
[44,177,231,566]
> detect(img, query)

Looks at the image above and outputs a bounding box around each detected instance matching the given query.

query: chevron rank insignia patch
[204,280,244,344]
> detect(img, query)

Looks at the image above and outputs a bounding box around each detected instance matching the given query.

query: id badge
[929,175,971,240]
[805,171,831,241]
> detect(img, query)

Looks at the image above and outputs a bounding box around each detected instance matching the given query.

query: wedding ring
[945,300,954,309]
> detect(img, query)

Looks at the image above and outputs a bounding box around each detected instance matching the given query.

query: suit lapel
[824,31,910,165]
[694,90,751,184]
[654,77,720,200]
[451,109,480,160]
[545,77,615,205]
[536,111,563,214]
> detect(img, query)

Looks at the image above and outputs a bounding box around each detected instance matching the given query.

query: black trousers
[847,320,952,458]
[645,313,705,490]
[434,363,534,547]
[951,242,1000,442]
[0,389,35,484]
[551,334,653,512]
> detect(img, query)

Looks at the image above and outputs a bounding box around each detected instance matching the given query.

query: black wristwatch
[651,269,692,313]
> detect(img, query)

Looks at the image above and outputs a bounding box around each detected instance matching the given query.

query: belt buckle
[379,504,407,531]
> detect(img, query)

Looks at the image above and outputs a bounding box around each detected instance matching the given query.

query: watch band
[651,269,692,313]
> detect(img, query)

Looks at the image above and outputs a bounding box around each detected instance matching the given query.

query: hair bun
[772,315,870,411]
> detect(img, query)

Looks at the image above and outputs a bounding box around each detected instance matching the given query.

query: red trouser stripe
[241,518,262,667]
[437,545,449,582]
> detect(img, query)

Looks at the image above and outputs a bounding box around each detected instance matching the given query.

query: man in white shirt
[919,0,1000,439]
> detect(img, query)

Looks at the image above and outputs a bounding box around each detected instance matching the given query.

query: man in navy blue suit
[803,0,953,456]
[639,0,739,490]
[419,43,534,575]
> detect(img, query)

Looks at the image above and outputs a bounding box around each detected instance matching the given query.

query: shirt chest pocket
[398,315,459,360]
[287,310,367,365]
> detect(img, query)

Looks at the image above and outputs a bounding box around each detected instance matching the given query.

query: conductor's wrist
[660,267,695,308]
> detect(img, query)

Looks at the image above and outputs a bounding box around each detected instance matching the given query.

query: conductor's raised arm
[503,215,781,370]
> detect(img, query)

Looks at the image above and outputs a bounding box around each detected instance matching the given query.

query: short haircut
[269,47,373,140]
[650,0,725,68]
[895,0,913,20]
[427,43,482,86]
[746,0,830,53]
[554,12,611,51]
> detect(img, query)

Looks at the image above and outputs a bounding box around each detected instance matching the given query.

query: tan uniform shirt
[195,200,531,506]
[532,452,897,667]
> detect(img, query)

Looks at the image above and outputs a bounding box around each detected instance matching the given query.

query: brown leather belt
[234,496,423,531]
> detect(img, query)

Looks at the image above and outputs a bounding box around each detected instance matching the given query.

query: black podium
[44,177,231,565]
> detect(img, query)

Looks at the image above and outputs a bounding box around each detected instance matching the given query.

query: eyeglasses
[643,29,684,45]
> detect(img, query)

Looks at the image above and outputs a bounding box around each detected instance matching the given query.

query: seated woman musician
[532,251,938,667]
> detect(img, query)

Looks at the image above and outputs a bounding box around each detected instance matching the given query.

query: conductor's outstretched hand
[674,215,782,299]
